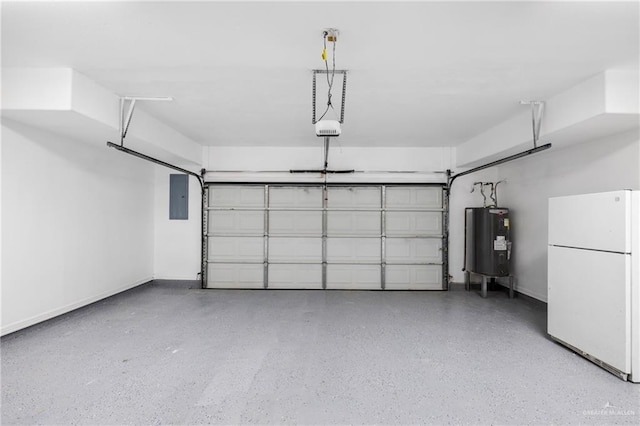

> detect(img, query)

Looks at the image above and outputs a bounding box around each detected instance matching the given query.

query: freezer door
[548,245,631,374]
[548,190,631,253]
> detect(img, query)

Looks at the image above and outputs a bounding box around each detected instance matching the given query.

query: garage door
[205,184,444,290]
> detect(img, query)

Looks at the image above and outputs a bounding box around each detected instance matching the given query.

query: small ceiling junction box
[324,28,339,42]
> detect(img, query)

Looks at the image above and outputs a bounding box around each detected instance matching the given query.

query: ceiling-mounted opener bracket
[119,96,173,146]
[448,100,551,189]
[520,100,545,149]
[312,69,348,124]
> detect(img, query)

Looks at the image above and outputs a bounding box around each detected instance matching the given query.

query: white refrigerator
[548,190,639,382]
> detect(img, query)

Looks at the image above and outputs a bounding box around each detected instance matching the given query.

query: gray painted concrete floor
[2,281,639,425]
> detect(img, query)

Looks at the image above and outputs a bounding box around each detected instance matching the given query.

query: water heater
[464,208,511,276]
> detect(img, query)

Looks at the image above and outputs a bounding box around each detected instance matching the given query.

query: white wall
[496,129,640,301]
[1,119,155,335]
[204,146,454,172]
[456,70,639,168]
[153,167,202,280]
[3,68,203,167]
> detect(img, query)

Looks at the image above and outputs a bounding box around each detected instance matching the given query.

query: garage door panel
[207,263,264,289]
[328,187,380,207]
[269,237,322,262]
[209,210,264,235]
[210,186,264,207]
[268,264,322,289]
[386,187,442,208]
[327,238,380,263]
[386,238,442,264]
[386,212,442,236]
[385,265,442,290]
[270,187,322,207]
[327,211,380,236]
[327,264,381,289]
[269,211,322,235]
[208,237,264,262]
[206,184,445,290]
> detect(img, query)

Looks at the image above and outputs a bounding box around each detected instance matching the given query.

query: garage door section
[384,187,443,290]
[207,185,265,288]
[268,187,323,289]
[326,187,381,289]
[205,184,444,290]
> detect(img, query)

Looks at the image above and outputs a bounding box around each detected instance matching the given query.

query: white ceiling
[2,1,638,147]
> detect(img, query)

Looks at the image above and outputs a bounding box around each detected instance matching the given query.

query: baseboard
[150,279,200,289]
[153,275,201,280]
[510,286,547,304]
[449,281,547,305]
[1,276,152,337]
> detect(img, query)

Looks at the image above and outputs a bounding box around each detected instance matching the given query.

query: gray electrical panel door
[169,174,189,220]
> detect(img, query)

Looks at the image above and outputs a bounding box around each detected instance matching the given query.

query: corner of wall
[153,166,202,280]
[1,120,155,335]
[495,129,640,302]
[2,67,73,111]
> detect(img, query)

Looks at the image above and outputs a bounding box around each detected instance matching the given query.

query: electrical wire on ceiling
[318,29,338,122]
